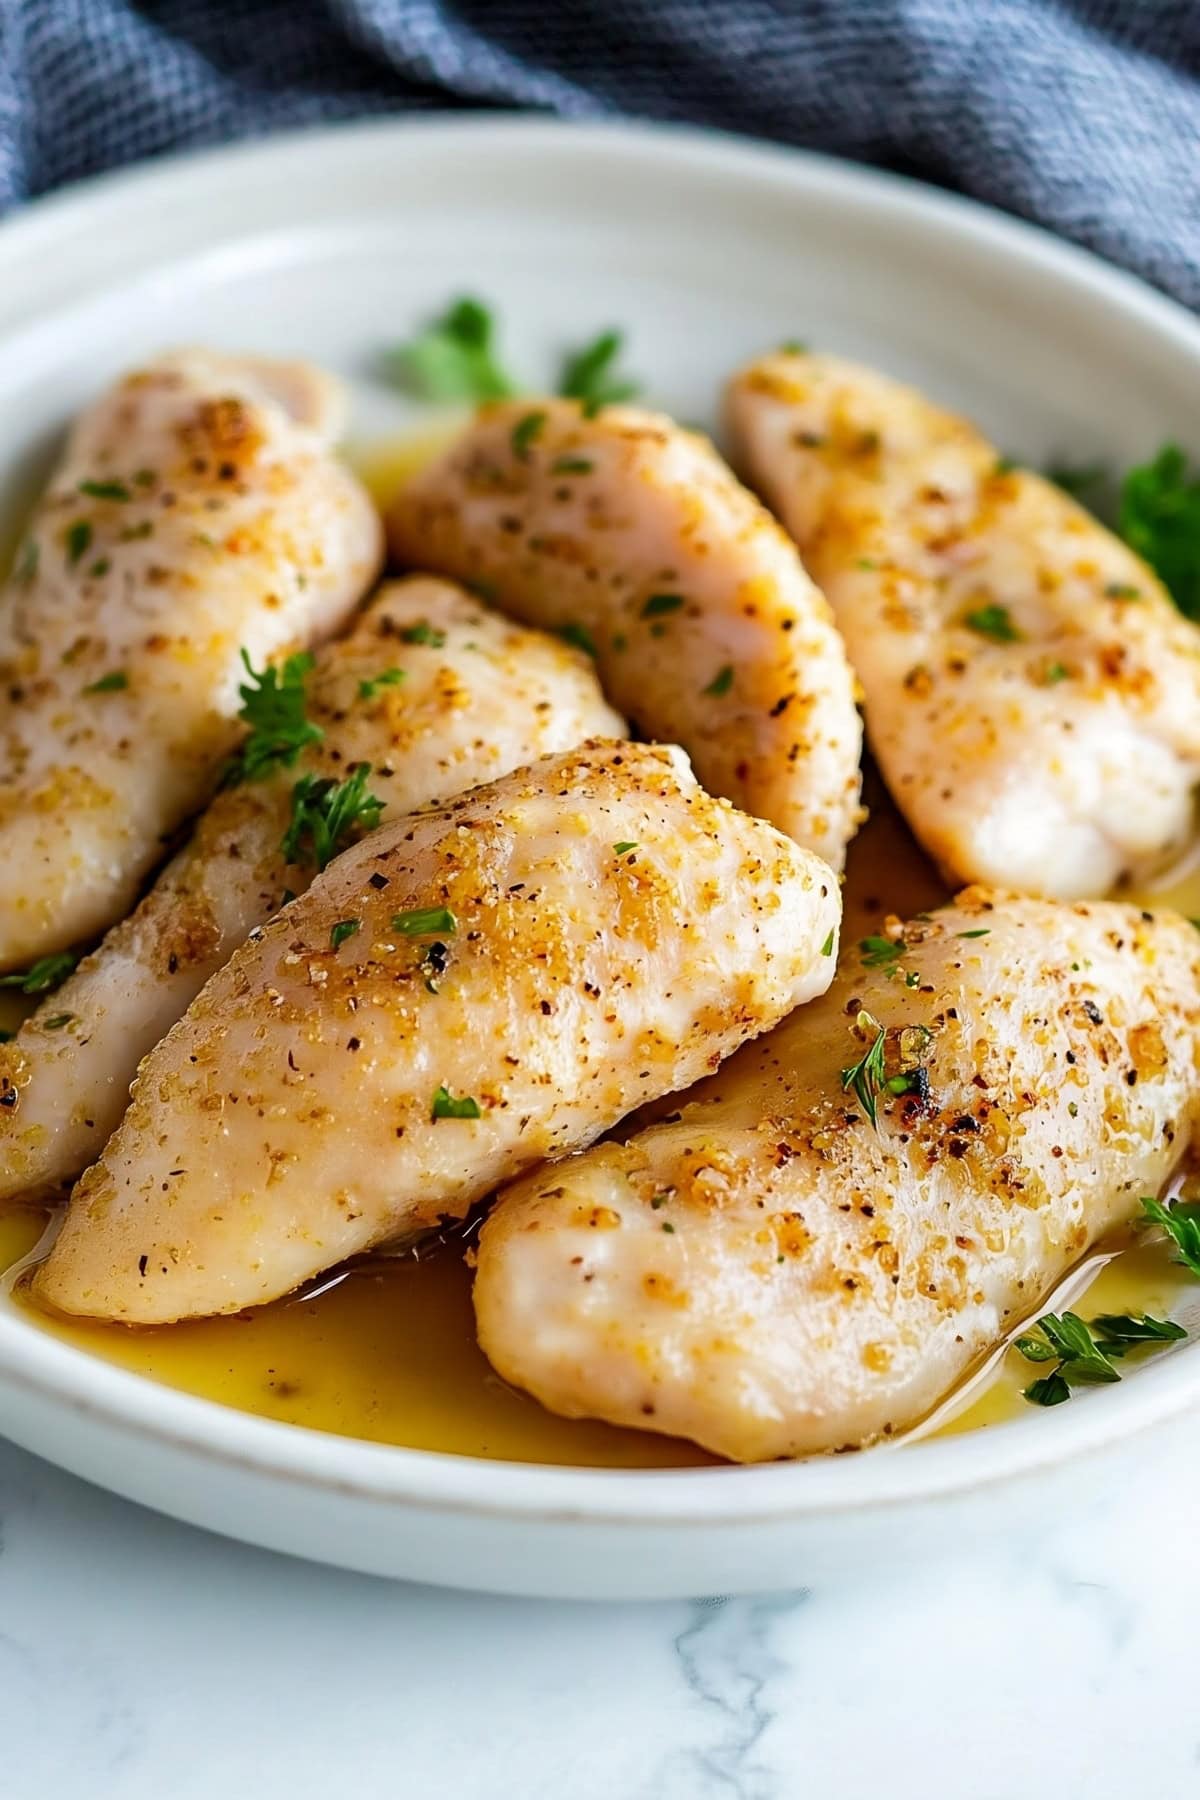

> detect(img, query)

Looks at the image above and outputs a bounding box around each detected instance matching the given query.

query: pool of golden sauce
[1,430,1197,1468]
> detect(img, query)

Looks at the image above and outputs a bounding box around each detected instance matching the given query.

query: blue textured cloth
[0,2,1196,307]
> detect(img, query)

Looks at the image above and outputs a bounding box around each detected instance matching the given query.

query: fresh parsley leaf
[65,520,92,565]
[511,410,546,461]
[963,603,1021,643]
[281,763,384,871]
[78,479,131,502]
[1016,1303,1185,1405]
[400,621,447,648]
[559,621,597,659]
[1024,1372,1072,1407]
[703,664,734,698]
[387,297,516,403]
[431,1084,481,1121]
[82,670,128,694]
[558,329,640,416]
[1118,443,1200,620]
[840,1011,889,1129]
[226,649,323,785]
[393,906,457,937]
[358,668,406,701]
[0,950,79,995]
[1091,1312,1186,1349]
[1140,1194,1200,1278]
[613,841,638,856]
[330,918,361,952]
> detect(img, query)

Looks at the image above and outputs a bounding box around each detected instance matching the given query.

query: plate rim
[2,111,1199,1529]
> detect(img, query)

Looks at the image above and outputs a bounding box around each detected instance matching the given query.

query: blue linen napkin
[0,1,1196,307]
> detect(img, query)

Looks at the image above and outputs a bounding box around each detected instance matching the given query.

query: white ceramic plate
[1,116,1199,1601]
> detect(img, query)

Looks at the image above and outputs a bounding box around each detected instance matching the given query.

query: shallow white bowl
[1,116,1198,1600]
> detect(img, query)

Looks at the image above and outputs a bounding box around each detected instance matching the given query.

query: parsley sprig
[431,1084,481,1121]
[226,649,323,786]
[1016,1307,1184,1406]
[1047,444,1200,621]
[558,329,641,416]
[387,297,516,403]
[1140,1194,1200,1278]
[280,763,384,870]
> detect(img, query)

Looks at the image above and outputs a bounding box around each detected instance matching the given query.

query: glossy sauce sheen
[0,443,1195,1467]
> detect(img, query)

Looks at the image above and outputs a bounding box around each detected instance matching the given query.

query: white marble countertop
[2,1415,1196,1799]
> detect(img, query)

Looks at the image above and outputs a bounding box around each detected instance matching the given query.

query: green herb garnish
[42,1013,74,1032]
[613,841,638,856]
[859,935,905,970]
[558,329,640,416]
[1140,1194,1200,1278]
[641,593,683,619]
[387,297,516,402]
[358,668,406,701]
[431,1084,482,1121]
[963,603,1021,643]
[1118,444,1200,620]
[840,1011,889,1129]
[958,928,991,939]
[79,479,131,502]
[393,907,457,937]
[511,410,546,461]
[281,763,384,871]
[552,456,593,476]
[820,928,835,957]
[65,520,92,565]
[226,649,323,785]
[0,950,79,995]
[703,664,734,698]
[330,919,361,952]
[400,621,447,648]
[1017,1306,1183,1405]
[82,670,128,694]
[559,622,597,659]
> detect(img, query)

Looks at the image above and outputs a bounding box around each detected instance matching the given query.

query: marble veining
[2,1417,1199,1799]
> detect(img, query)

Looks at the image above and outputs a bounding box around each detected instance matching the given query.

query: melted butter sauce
[0,431,1196,1467]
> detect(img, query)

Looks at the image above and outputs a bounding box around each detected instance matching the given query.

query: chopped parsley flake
[703,664,734,697]
[559,621,597,659]
[42,1012,74,1031]
[358,668,406,701]
[511,410,546,460]
[1104,581,1141,600]
[558,329,640,416]
[958,928,991,939]
[82,670,128,694]
[859,935,905,969]
[226,649,322,785]
[820,928,836,957]
[552,456,593,476]
[963,603,1021,643]
[65,520,93,565]
[281,763,384,871]
[0,950,79,995]
[613,841,638,856]
[641,593,683,619]
[330,918,361,952]
[79,479,131,502]
[431,1084,481,1121]
[387,297,516,402]
[400,621,447,648]
[393,906,457,937]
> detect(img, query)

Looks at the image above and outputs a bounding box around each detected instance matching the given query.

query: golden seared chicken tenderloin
[388,397,862,867]
[36,740,842,1324]
[726,351,1200,899]
[0,577,624,1200]
[475,891,1200,1461]
[0,349,383,966]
